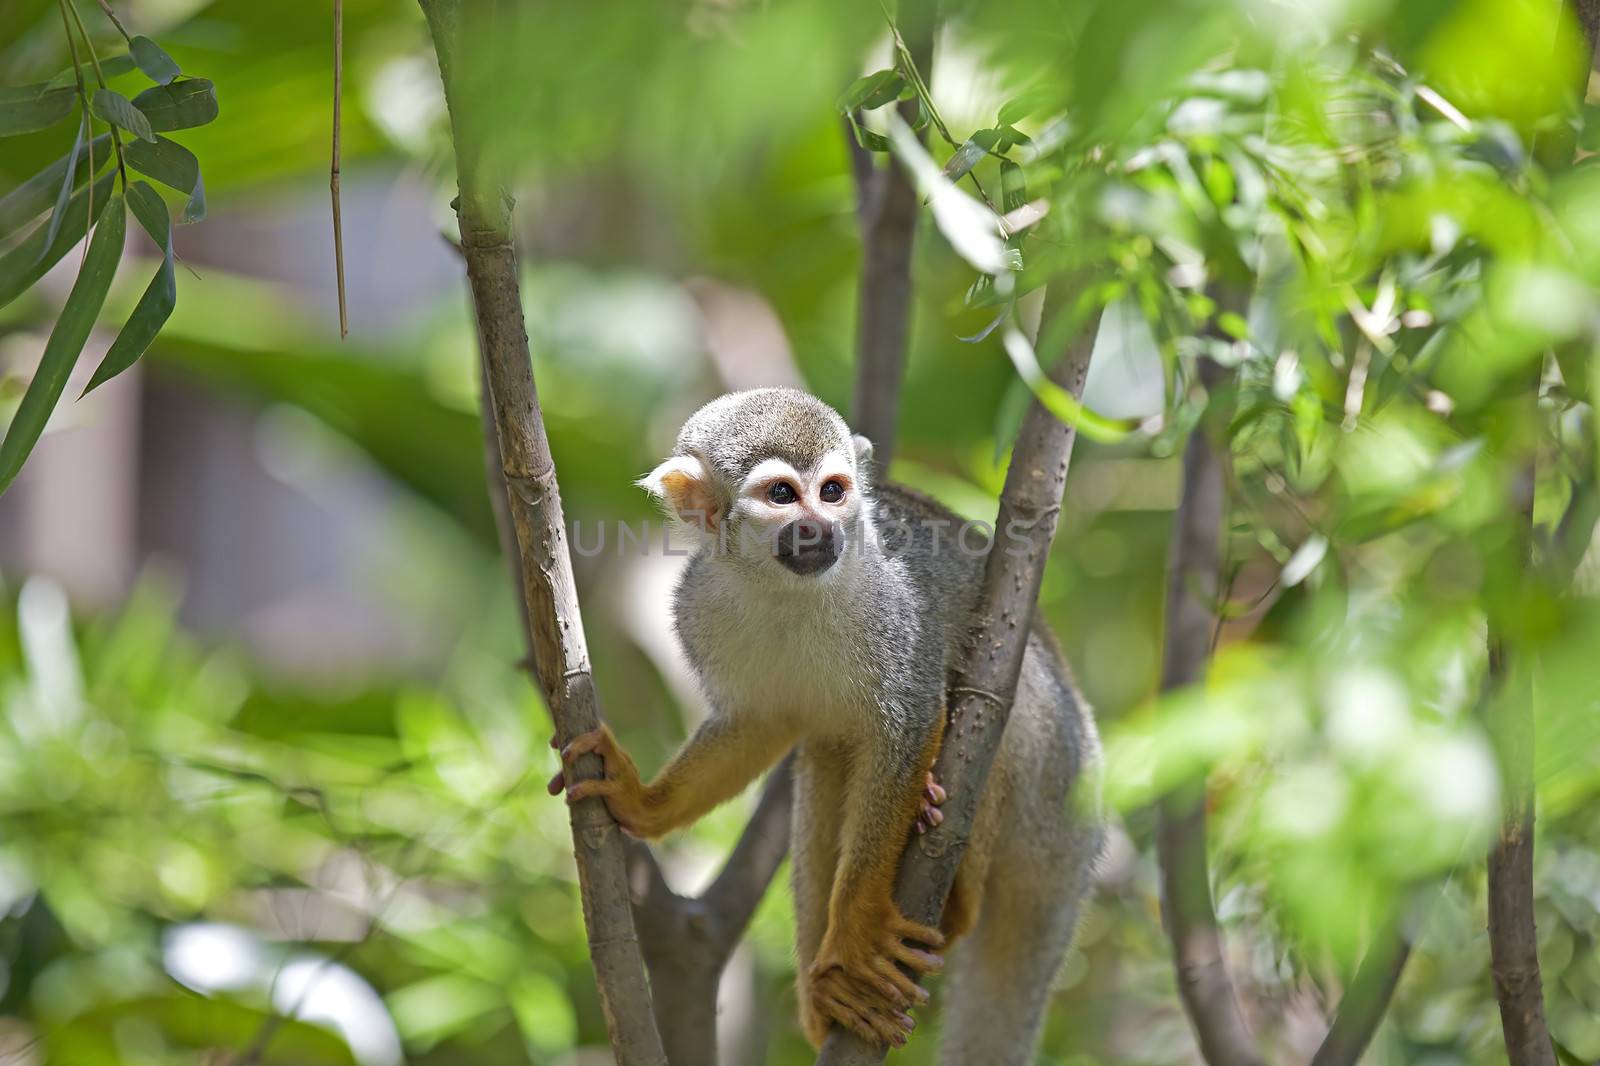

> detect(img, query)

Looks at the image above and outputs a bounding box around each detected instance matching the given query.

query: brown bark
[816,289,1103,1065]
[421,3,666,1062]
[847,27,931,474]
[1153,357,1265,1066]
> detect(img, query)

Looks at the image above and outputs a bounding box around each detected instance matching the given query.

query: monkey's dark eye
[768,482,798,505]
[820,479,846,504]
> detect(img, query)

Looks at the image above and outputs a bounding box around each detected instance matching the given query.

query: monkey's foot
[546,726,657,837]
[914,770,946,835]
[809,914,945,1047]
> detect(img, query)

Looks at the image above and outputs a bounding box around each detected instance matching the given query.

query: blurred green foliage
[2,0,1600,1063]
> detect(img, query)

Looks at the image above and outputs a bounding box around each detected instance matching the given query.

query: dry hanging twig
[330,0,348,338]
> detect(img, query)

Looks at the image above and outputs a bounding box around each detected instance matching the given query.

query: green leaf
[132,78,218,132]
[181,171,206,223]
[1000,159,1027,213]
[845,112,890,153]
[129,36,181,85]
[837,69,905,113]
[0,194,125,495]
[121,130,208,221]
[0,172,117,310]
[35,114,91,264]
[85,182,174,395]
[90,87,156,142]
[942,129,1002,182]
[0,134,111,235]
[0,83,76,136]
[45,54,137,90]
[998,88,1053,126]
[1218,310,1250,340]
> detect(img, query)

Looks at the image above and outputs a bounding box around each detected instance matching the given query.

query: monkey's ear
[638,455,723,531]
[852,434,874,467]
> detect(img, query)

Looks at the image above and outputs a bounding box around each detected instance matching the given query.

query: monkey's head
[639,388,875,580]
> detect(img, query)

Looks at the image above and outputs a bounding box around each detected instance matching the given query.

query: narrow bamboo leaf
[45,54,137,90]
[837,70,905,113]
[124,135,199,196]
[85,183,173,395]
[1001,325,1133,444]
[0,194,126,495]
[35,114,91,266]
[846,113,890,153]
[129,36,181,85]
[0,172,117,310]
[0,83,76,135]
[1000,160,1026,213]
[90,87,156,142]
[0,134,111,235]
[941,130,1002,182]
[132,78,218,132]
[182,171,206,223]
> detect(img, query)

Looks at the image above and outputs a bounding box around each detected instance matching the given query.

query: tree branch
[847,22,932,474]
[420,4,666,1062]
[816,288,1103,1065]
[1154,356,1265,1066]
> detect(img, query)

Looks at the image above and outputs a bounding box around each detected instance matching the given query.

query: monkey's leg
[937,823,1099,1066]
[807,729,945,1048]
[554,714,796,839]
[791,743,849,1048]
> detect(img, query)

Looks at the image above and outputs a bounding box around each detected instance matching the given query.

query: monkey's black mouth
[774,519,841,576]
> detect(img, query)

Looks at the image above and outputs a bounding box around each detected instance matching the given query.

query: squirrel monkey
[549,388,1102,1062]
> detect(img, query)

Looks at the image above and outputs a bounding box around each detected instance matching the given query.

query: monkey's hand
[547,726,661,837]
[913,770,946,835]
[807,907,945,1048]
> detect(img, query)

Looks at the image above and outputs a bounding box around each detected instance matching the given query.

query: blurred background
[2,0,1599,1063]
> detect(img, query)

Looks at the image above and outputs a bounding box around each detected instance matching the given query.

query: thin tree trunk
[816,289,1103,1066]
[1486,457,1556,1066]
[1483,12,1595,1064]
[847,26,931,473]
[1154,357,1265,1066]
[1309,921,1412,1066]
[420,4,666,1062]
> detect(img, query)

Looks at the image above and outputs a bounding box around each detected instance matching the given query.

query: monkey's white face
[729,451,862,578]
[639,446,870,581]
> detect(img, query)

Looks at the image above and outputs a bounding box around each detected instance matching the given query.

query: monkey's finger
[924,774,946,806]
[888,914,946,950]
[889,942,943,975]
[560,728,611,766]
[546,770,566,796]
[565,778,620,804]
[923,806,942,827]
[549,735,559,750]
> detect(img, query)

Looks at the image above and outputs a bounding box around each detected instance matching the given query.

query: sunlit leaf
[0,194,125,495]
[124,134,200,198]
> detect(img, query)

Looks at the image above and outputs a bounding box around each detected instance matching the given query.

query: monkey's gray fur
[643,387,1103,1064]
